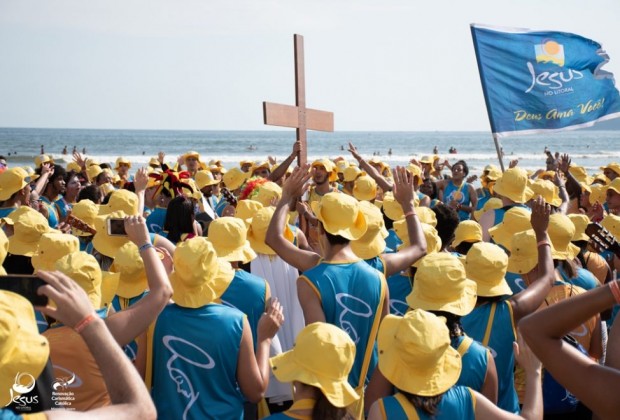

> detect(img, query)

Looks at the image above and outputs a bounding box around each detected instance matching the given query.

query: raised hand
[530,196,550,235]
[558,153,571,174]
[281,164,311,200]
[509,159,519,168]
[257,297,285,340]
[158,151,165,164]
[133,167,149,193]
[392,166,415,208]
[124,215,150,247]
[348,142,362,161]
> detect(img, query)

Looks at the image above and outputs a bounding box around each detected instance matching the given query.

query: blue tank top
[300,260,385,389]
[385,229,402,252]
[0,207,16,218]
[152,303,245,420]
[364,255,387,278]
[505,271,528,294]
[492,204,530,226]
[39,196,60,228]
[558,266,598,291]
[146,206,167,234]
[462,299,519,413]
[113,291,149,361]
[476,188,492,210]
[444,180,472,221]
[451,335,489,392]
[378,387,475,419]
[54,196,72,220]
[386,273,412,316]
[219,269,267,350]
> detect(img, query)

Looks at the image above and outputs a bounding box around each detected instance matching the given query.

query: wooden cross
[263,34,334,166]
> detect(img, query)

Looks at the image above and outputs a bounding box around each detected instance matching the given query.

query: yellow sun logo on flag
[535,39,565,66]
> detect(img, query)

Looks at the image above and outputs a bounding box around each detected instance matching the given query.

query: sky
[1,0,619,131]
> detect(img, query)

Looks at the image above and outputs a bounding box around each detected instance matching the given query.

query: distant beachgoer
[72,145,77,154]
[388,148,392,156]
[82,147,87,154]
[341,145,345,151]
[40,145,44,154]
[62,145,67,155]
[433,146,438,154]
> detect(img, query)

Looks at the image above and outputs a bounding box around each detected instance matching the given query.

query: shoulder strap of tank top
[457,335,474,356]
[482,303,497,347]
[394,393,420,420]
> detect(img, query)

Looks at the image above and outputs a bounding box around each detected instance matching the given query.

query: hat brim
[8,229,58,257]
[488,226,516,252]
[507,256,538,276]
[475,278,513,297]
[494,179,534,204]
[311,201,367,241]
[551,243,580,261]
[377,315,461,396]
[115,272,148,299]
[170,261,234,308]
[216,241,257,264]
[406,279,477,316]
[351,232,386,260]
[269,350,360,408]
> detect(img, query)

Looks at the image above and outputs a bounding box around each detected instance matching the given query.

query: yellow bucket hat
[466,242,512,297]
[111,242,148,299]
[270,322,359,407]
[493,168,534,204]
[8,207,54,257]
[548,213,580,260]
[208,217,257,264]
[99,182,115,197]
[86,165,103,183]
[537,170,557,181]
[378,309,462,396]
[55,252,103,309]
[588,183,607,205]
[100,271,121,309]
[351,201,388,259]
[451,220,483,248]
[336,160,350,174]
[99,189,139,216]
[195,170,219,189]
[114,157,131,170]
[529,179,561,207]
[31,232,80,272]
[568,165,591,184]
[407,253,477,316]
[70,199,99,236]
[507,229,546,275]
[310,192,367,241]
[406,164,424,186]
[170,237,235,308]
[488,207,531,251]
[591,173,610,186]
[247,206,294,255]
[419,155,434,164]
[85,158,100,167]
[234,199,264,226]
[92,211,130,258]
[0,291,50,408]
[343,166,363,183]
[183,150,202,163]
[148,157,160,167]
[34,154,54,168]
[0,167,37,201]
[312,159,339,183]
[601,213,620,241]
[352,175,377,202]
[255,182,282,207]
[607,178,620,195]
[0,228,8,274]
[600,162,620,177]
[66,161,82,173]
[568,214,590,242]
[395,221,442,256]
[223,167,250,190]
[381,192,404,221]
[416,206,437,227]
[473,197,503,221]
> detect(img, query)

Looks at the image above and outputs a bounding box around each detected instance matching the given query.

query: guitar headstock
[65,213,97,236]
[221,187,238,207]
[586,222,620,258]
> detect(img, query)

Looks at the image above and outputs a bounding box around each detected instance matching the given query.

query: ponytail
[312,388,347,420]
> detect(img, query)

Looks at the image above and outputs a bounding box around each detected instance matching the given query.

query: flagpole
[492,133,505,172]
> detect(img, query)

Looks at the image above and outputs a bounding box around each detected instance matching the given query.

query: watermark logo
[4,372,39,411]
[50,366,79,411]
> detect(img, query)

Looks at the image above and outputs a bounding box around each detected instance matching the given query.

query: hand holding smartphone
[106,217,127,236]
[0,275,49,306]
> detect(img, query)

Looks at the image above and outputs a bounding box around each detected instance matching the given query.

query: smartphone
[0,275,49,306]
[106,217,127,236]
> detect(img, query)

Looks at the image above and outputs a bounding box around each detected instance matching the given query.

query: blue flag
[471,24,620,137]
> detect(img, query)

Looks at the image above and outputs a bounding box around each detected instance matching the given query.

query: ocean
[1,127,619,178]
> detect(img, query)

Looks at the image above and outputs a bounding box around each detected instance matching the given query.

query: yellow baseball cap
[465,242,512,297]
[488,207,531,251]
[70,199,99,236]
[208,217,257,264]
[343,166,363,183]
[55,252,103,309]
[111,242,148,299]
[92,211,130,258]
[352,175,377,202]
[493,168,534,204]
[7,207,55,257]
[0,291,50,407]
[351,201,388,259]
[529,179,561,207]
[170,237,235,308]
[507,229,545,275]
[568,214,590,242]
[114,157,131,170]
[234,199,264,226]
[223,167,250,190]
[98,189,139,216]
[0,167,36,201]
[407,253,477,316]
[473,197,503,221]
[270,322,359,407]
[377,309,461,396]
[548,213,580,260]
[451,220,483,248]
[310,193,367,241]
[247,206,294,255]
[31,232,80,272]
[195,170,220,189]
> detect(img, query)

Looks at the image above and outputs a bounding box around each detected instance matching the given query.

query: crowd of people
[1,140,620,419]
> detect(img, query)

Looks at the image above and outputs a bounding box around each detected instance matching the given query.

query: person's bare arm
[348,142,393,192]
[237,299,284,403]
[480,350,498,404]
[364,368,393,415]
[265,165,321,272]
[520,281,620,419]
[381,167,427,277]
[269,141,300,183]
[510,197,554,323]
[297,277,326,325]
[33,163,53,196]
[105,216,173,346]
[36,271,157,420]
[479,209,496,241]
